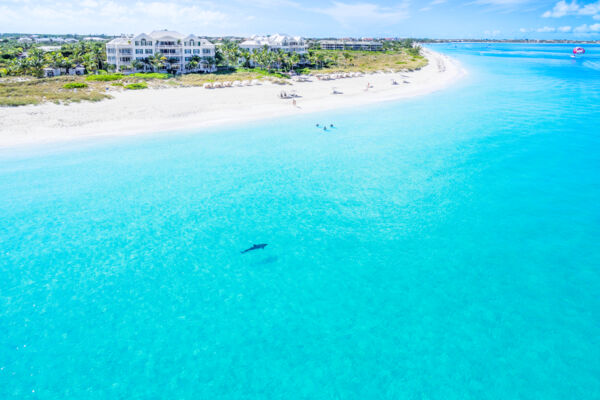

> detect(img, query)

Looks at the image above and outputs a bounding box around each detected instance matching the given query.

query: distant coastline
[421,39,600,44]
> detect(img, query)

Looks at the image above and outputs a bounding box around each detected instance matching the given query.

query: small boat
[572,47,585,59]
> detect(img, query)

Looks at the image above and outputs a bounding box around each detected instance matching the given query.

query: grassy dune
[0,77,111,107]
[313,50,428,73]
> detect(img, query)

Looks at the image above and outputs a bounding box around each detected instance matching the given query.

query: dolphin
[241,244,268,254]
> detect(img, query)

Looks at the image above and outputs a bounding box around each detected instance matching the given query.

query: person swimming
[316,123,320,127]
[330,124,334,128]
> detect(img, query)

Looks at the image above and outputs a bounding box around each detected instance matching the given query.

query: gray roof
[149,30,186,40]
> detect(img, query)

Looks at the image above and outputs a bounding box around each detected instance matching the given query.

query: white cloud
[311,1,410,26]
[519,27,529,32]
[542,0,600,18]
[0,0,232,34]
[542,1,579,17]
[580,1,600,15]
[421,0,446,11]
[483,29,501,35]
[472,0,532,4]
[573,22,600,32]
[558,25,572,32]
[81,0,98,7]
[536,26,556,32]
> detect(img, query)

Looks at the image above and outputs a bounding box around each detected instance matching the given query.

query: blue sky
[0,0,599,39]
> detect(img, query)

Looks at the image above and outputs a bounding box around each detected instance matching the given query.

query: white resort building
[106,30,216,74]
[319,40,383,51]
[239,34,308,54]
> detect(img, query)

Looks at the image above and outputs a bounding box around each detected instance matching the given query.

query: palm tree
[186,59,199,72]
[224,40,241,69]
[238,49,251,68]
[204,56,216,72]
[167,57,179,73]
[149,53,166,72]
[186,55,202,72]
[290,53,300,69]
[7,58,25,76]
[131,58,144,72]
[26,48,45,77]
[82,53,98,74]
[342,52,353,68]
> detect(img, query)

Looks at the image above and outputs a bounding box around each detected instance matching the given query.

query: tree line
[0,38,420,78]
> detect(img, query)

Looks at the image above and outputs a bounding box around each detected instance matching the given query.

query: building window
[190,40,194,46]
[135,49,144,54]
[193,49,200,54]
[135,41,140,46]
[145,49,153,54]
[184,49,191,54]
[202,49,211,54]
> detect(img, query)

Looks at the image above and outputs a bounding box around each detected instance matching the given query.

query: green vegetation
[129,72,171,79]
[306,49,426,73]
[214,40,426,74]
[0,40,107,78]
[124,82,148,90]
[63,82,87,89]
[85,73,123,81]
[0,77,110,107]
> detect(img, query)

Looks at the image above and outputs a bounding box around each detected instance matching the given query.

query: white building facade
[106,30,216,73]
[319,40,383,51]
[239,34,308,54]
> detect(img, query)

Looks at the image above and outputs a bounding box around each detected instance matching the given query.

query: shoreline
[0,49,466,149]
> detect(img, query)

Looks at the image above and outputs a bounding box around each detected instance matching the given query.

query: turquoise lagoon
[1,44,599,399]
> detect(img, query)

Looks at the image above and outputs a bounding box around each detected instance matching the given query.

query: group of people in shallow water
[316,123,335,131]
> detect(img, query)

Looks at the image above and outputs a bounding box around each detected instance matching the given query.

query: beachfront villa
[105,30,216,74]
[319,40,383,51]
[239,34,308,54]
[43,64,86,78]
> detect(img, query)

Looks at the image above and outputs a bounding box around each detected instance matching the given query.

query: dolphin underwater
[241,244,268,254]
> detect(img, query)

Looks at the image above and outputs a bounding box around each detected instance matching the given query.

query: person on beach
[292,99,297,107]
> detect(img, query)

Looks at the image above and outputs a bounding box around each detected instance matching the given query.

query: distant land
[1,33,598,44]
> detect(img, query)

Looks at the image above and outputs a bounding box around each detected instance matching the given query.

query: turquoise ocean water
[1,43,599,399]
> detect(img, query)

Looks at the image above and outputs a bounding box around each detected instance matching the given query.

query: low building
[239,34,307,54]
[84,37,107,42]
[39,46,62,53]
[105,30,216,74]
[43,67,61,78]
[17,37,33,44]
[69,65,85,75]
[319,40,383,51]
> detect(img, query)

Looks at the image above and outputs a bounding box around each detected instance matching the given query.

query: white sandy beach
[0,49,465,148]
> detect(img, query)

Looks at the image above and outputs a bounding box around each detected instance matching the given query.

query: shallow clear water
[1,44,599,399]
